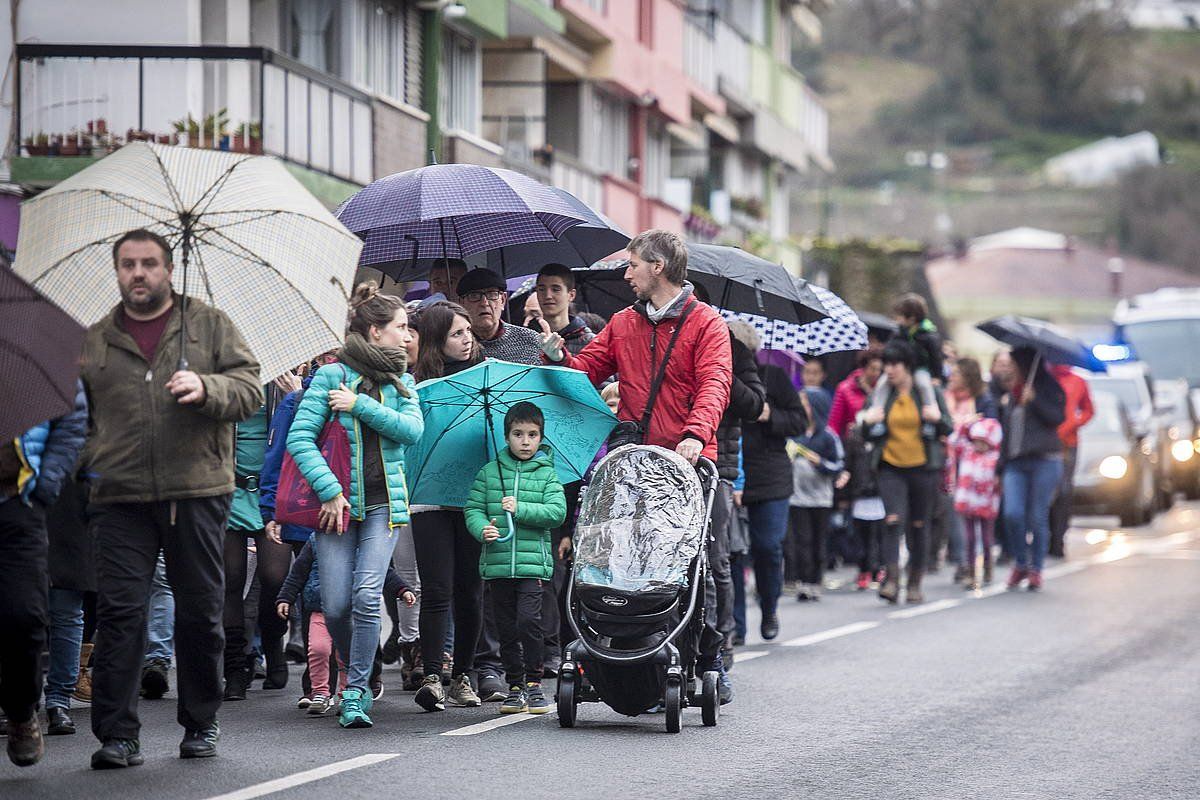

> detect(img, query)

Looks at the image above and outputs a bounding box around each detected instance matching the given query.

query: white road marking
[735,650,770,663]
[203,753,400,800]
[440,712,548,736]
[887,598,962,619]
[1149,550,1200,560]
[782,621,881,647]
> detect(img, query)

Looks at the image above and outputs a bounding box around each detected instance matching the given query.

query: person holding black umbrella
[999,347,1067,591]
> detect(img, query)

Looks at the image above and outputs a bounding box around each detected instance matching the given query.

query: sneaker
[441,650,453,686]
[477,671,507,702]
[308,694,331,715]
[370,676,384,702]
[296,694,312,709]
[90,738,143,770]
[179,722,220,758]
[447,674,481,707]
[855,572,870,591]
[526,682,551,714]
[7,717,44,767]
[499,685,528,714]
[717,668,734,705]
[338,689,372,729]
[760,612,780,641]
[808,583,822,601]
[796,585,812,602]
[1027,570,1043,591]
[140,657,169,700]
[1006,567,1028,591]
[414,674,446,712]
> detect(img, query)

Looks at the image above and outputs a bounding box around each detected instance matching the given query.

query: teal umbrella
[406,359,617,509]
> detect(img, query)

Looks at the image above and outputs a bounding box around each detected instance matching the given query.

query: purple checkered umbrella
[336,164,599,280]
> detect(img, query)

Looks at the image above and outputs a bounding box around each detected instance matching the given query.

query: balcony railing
[551,154,603,217]
[683,19,716,94]
[713,21,750,100]
[16,44,373,185]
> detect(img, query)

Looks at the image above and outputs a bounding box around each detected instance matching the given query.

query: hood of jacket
[497,444,556,473]
[804,387,832,430]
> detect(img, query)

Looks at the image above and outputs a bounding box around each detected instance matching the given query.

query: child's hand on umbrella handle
[537,318,565,361]
[557,536,572,560]
[328,383,357,412]
[483,519,500,542]
[501,496,517,514]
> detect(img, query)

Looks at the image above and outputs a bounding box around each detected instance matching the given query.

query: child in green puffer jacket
[465,402,567,715]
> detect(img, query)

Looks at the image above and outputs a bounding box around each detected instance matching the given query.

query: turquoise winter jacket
[286,363,424,527]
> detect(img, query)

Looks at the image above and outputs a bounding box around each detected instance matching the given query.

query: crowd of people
[0,226,1093,771]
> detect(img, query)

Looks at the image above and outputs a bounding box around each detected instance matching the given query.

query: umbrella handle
[493,511,516,544]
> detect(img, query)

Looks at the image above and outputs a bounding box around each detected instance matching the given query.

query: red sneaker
[1026,571,1043,591]
[856,572,870,591]
[1006,567,1028,591]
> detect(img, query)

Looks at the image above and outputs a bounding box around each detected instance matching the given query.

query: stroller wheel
[664,681,682,734]
[701,671,720,727]
[557,673,577,728]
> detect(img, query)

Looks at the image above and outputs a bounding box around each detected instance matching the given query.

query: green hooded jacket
[464,446,567,580]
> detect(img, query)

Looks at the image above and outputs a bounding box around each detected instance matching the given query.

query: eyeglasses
[462,290,502,303]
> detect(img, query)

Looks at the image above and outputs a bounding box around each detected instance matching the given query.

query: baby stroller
[558,445,720,733]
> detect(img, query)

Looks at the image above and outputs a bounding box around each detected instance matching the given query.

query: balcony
[551,153,603,219]
[15,44,374,187]
[713,21,750,112]
[683,19,716,95]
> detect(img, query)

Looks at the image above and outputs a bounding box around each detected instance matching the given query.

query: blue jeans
[315,508,395,693]
[145,552,174,663]
[45,588,85,709]
[747,498,791,618]
[1003,456,1064,574]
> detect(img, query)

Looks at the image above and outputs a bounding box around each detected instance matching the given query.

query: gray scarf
[338,332,412,397]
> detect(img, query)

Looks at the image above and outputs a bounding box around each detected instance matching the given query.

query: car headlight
[1099,455,1129,480]
[1172,439,1195,462]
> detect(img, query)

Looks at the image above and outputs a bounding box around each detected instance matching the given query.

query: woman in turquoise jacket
[286,283,424,730]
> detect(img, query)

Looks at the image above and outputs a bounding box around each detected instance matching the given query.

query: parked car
[1085,362,1173,509]
[1072,391,1157,527]
[1153,379,1200,500]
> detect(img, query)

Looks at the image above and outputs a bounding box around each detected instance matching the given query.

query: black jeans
[91,495,230,740]
[791,506,831,585]
[708,480,735,649]
[411,510,482,679]
[854,517,883,574]
[1048,447,1077,556]
[490,578,544,686]
[223,529,292,675]
[877,466,937,572]
[475,586,505,678]
[0,499,49,724]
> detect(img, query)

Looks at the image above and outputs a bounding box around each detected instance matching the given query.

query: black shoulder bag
[608,300,698,449]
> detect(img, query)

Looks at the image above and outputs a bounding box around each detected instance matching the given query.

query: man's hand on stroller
[675,437,702,465]
[502,496,517,514]
[483,519,500,542]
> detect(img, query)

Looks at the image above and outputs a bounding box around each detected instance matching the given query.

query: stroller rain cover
[574,445,706,594]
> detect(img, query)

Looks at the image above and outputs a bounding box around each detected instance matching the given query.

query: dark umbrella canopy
[0,266,86,441]
[336,164,595,278]
[977,315,1107,372]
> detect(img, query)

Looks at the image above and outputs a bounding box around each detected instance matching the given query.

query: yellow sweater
[882,393,927,469]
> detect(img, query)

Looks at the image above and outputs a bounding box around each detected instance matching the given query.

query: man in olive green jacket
[81,229,262,770]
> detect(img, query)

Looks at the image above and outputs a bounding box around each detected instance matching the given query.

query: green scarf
[338,332,412,397]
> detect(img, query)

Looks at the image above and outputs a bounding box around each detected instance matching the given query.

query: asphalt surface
[5,504,1200,800]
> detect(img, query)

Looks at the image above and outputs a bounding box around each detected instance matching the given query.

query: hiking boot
[91,738,143,770]
[338,689,372,729]
[179,722,220,759]
[1027,570,1044,591]
[855,571,871,591]
[74,642,94,703]
[140,658,169,700]
[525,683,551,714]
[46,707,75,736]
[414,674,446,712]
[262,642,289,689]
[308,694,331,716]
[760,612,780,641]
[223,667,251,701]
[477,671,507,702]
[1006,567,1028,591]
[447,674,481,707]
[906,568,924,604]
[878,564,901,604]
[500,685,528,714]
[7,717,43,767]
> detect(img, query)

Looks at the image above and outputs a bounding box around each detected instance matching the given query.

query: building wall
[481,48,546,159]
[373,98,429,178]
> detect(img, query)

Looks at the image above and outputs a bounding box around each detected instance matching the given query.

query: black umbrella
[976,315,1107,373]
[857,311,899,339]
[0,266,86,441]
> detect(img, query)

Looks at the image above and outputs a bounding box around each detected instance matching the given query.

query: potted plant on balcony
[24,132,50,157]
[58,130,94,157]
[127,128,155,143]
[174,109,230,149]
[232,122,262,154]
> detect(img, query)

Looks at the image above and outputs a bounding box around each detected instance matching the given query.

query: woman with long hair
[286,282,424,729]
[408,302,491,712]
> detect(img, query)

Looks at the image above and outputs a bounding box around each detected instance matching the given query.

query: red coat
[560,293,732,460]
[828,369,869,439]
[1052,366,1094,449]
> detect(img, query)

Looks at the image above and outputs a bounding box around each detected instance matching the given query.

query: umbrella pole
[178,214,192,372]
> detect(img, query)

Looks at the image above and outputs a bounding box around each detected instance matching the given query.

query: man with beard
[81,229,261,769]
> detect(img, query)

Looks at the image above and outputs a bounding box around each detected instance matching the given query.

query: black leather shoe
[46,707,75,736]
[760,613,780,641]
[180,723,220,759]
[223,668,251,701]
[141,658,169,700]
[7,717,44,767]
[91,738,143,769]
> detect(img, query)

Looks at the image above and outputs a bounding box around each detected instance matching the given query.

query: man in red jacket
[540,230,732,464]
[1049,364,1094,558]
[540,229,733,698]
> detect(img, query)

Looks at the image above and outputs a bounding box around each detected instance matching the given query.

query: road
[5,504,1200,800]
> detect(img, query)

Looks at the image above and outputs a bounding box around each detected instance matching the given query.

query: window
[644,119,670,199]
[352,1,409,102]
[286,0,338,73]
[717,0,764,43]
[441,29,480,134]
[591,90,629,179]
